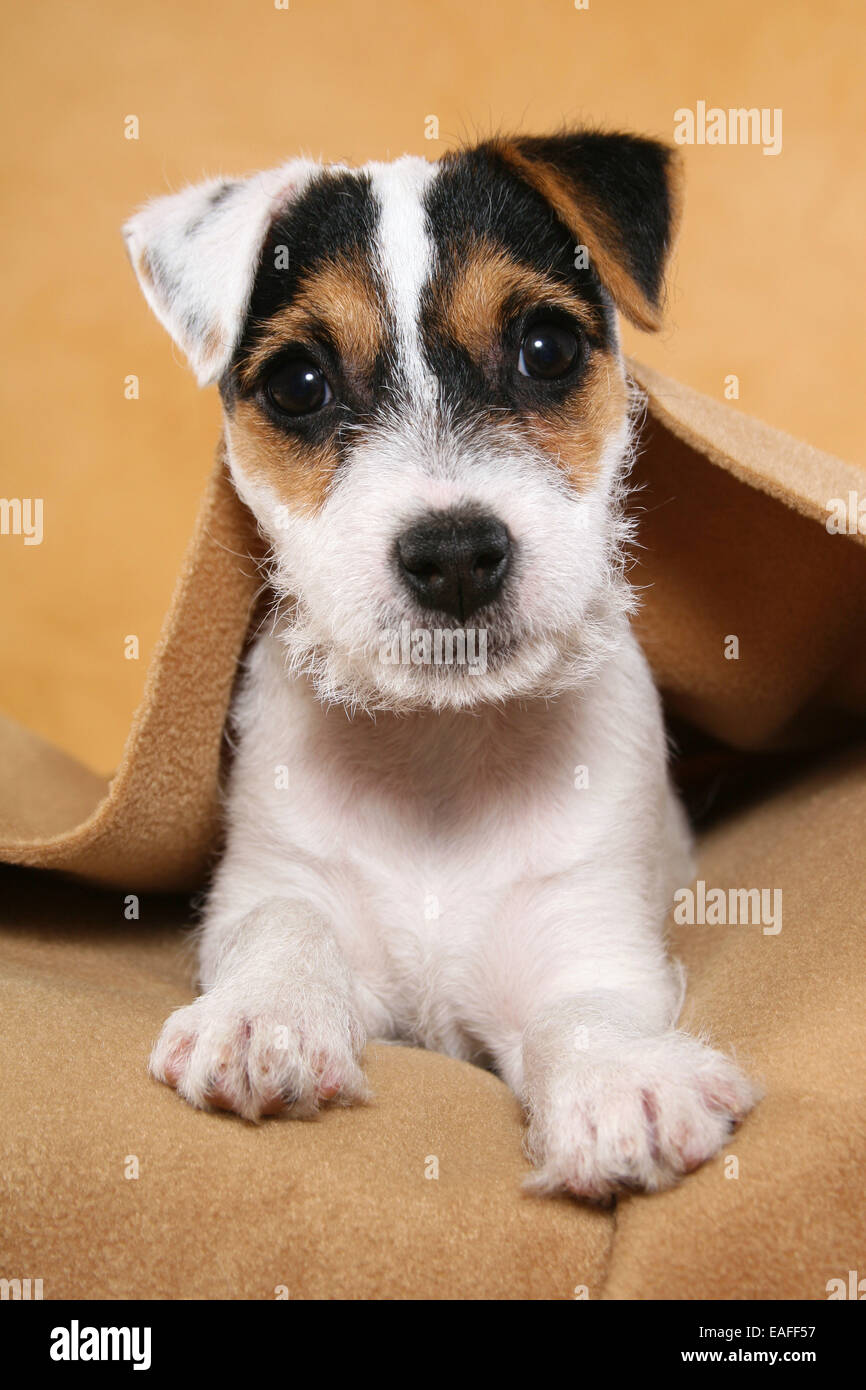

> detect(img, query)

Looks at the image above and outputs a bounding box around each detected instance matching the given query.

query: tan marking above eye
[431,235,601,362]
[426,234,627,491]
[239,251,384,389]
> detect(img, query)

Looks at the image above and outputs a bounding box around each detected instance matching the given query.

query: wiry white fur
[131,150,759,1199]
[227,399,637,714]
[150,900,368,1121]
[521,1004,758,1197]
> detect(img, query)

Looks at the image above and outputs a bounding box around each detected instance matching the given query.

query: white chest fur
[204,630,690,1055]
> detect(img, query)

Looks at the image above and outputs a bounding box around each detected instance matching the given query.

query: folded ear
[489,130,683,332]
[123,159,318,385]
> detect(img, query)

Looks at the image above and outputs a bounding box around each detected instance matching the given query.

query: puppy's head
[124,132,681,710]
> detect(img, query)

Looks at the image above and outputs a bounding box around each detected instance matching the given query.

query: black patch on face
[227,171,377,369]
[425,147,610,312]
[419,147,613,420]
[221,169,392,450]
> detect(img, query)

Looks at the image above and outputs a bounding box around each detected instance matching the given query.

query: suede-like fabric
[0,462,258,889]
[0,866,612,1301]
[604,746,866,1300]
[1,745,863,1299]
[1,366,864,1299]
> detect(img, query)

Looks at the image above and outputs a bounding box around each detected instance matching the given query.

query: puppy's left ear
[491,130,683,332]
[123,159,317,385]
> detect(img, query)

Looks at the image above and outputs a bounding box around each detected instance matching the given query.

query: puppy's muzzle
[395,512,511,623]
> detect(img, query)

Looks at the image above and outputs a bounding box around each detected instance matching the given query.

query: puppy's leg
[150,898,368,1120]
[518,993,758,1200]
[489,970,758,1201]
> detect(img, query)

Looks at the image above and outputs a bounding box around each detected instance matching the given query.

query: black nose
[395,513,512,622]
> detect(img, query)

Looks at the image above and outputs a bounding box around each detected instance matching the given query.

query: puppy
[124,131,758,1199]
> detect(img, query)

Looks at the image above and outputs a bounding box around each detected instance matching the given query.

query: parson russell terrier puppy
[125,131,758,1199]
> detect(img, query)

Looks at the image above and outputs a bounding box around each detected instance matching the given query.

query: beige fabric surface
[1,744,863,1299]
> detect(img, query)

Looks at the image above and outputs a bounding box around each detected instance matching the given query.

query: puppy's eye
[517,323,580,380]
[266,360,332,415]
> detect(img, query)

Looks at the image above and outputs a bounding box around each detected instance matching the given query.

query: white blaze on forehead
[367,155,437,404]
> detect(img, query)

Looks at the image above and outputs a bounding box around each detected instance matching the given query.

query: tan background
[2,0,863,775]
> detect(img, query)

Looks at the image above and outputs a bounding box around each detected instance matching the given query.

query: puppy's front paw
[149,988,368,1121]
[523,1030,759,1201]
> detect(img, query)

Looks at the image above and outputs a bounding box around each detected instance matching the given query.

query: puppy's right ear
[123,159,318,386]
